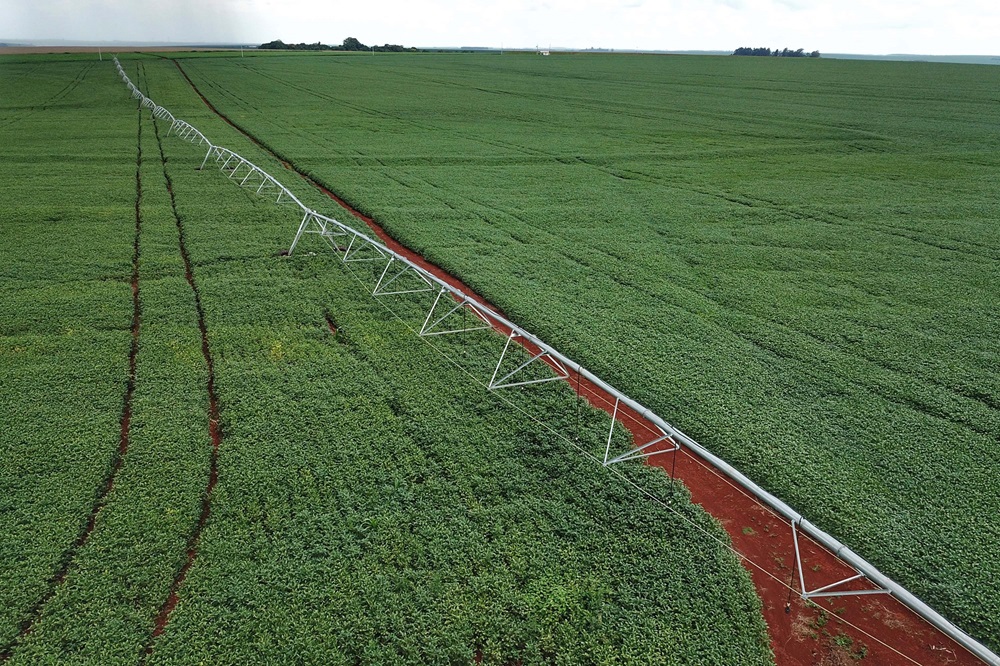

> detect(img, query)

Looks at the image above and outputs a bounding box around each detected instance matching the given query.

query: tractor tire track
[139,83,223,662]
[0,104,143,663]
[0,62,94,132]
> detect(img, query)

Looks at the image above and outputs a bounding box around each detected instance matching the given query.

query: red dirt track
[142,91,224,659]
[335,192,988,666]
[174,60,990,666]
[324,190,986,666]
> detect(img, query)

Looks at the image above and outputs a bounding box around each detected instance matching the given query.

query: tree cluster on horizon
[733,47,820,58]
[258,37,412,52]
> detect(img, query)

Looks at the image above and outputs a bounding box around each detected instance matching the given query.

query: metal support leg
[489,332,569,390]
[288,211,312,256]
[792,519,889,600]
[199,145,213,170]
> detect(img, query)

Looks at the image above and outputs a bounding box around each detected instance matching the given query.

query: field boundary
[112,57,1000,666]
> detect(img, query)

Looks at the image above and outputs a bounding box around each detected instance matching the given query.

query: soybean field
[167,51,1000,651]
[0,55,774,665]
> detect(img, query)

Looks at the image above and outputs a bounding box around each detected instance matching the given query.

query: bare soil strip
[139,98,223,659]
[0,109,144,663]
[173,59,988,666]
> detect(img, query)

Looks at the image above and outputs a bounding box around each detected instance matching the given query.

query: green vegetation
[0,60,136,652]
[258,38,411,52]
[0,56,773,664]
[1,60,213,664]
[733,47,820,57]
[167,52,1000,648]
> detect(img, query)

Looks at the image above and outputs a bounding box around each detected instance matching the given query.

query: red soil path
[308,174,986,666]
[174,60,989,666]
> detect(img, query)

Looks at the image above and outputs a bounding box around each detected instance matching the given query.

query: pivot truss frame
[208,146,305,205]
[116,59,212,163]
[489,331,569,390]
[602,397,679,466]
[419,287,492,337]
[292,212,579,394]
[109,57,1000,666]
[791,520,889,601]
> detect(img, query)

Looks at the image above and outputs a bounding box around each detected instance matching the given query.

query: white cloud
[0,0,250,43]
[1,0,997,54]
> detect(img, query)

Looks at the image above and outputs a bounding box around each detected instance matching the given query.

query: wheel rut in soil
[171,59,991,666]
[0,108,144,663]
[139,96,223,661]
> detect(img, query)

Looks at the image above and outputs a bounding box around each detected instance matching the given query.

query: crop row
[0,60,137,654]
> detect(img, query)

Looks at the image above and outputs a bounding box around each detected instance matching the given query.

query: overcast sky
[2,0,998,55]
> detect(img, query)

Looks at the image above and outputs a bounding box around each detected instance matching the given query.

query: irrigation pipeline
[111,57,1000,666]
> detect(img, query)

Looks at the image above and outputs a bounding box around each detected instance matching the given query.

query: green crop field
[0,56,774,665]
[152,51,998,649]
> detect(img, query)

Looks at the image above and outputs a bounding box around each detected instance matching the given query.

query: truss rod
[604,432,678,466]
[489,332,569,390]
[373,261,434,296]
[419,288,492,336]
[792,520,889,600]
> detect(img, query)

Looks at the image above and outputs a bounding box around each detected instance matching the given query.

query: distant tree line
[733,47,820,58]
[258,38,412,52]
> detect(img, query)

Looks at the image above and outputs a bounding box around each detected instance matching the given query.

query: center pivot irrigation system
[114,58,999,666]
